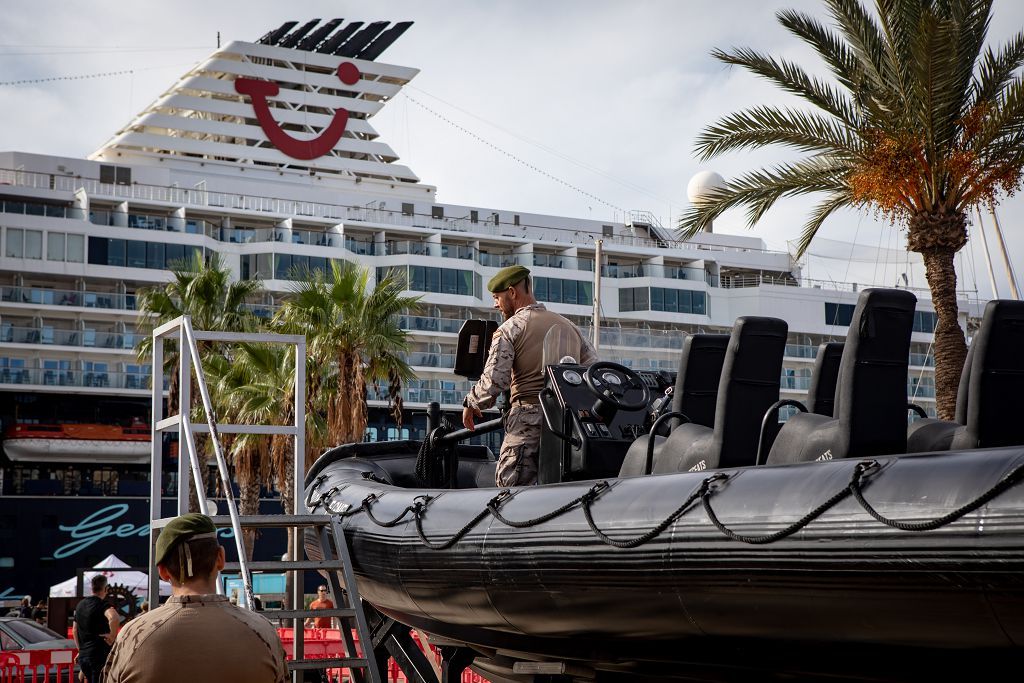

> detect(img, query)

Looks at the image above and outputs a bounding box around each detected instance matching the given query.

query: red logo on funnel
[234,62,361,160]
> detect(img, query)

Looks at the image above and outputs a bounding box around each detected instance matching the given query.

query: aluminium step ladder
[147,316,382,682]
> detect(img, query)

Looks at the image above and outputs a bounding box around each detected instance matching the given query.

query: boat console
[537,362,669,483]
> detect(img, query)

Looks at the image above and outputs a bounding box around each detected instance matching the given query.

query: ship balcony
[0,367,156,392]
[1,285,137,312]
[0,324,140,350]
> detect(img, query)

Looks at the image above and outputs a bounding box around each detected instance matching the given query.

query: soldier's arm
[464,328,514,411]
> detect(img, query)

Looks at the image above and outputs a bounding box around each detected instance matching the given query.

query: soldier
[103,513,288,683]
[463,265,598,486]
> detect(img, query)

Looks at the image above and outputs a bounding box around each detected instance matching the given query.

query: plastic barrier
[276,628,489,683]
[0,649,77,683]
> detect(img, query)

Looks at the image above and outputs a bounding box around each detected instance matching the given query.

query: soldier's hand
[463,405,482,431]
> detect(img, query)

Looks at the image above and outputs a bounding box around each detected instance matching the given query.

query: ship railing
[0,166,792,257]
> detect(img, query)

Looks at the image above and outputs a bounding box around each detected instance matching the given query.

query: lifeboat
[303,291,1024,682]
[2,420,150,464]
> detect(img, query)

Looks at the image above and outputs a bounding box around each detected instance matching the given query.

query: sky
[0,0,1022,301]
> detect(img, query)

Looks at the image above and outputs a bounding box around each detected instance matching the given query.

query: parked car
[0,617,78,682]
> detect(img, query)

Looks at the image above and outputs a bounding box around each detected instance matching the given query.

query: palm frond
[695,105,861,160]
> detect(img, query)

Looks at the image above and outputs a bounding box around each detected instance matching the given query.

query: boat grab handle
[756,399,808,466]
[645,411,691,475]
[540,387,581,449]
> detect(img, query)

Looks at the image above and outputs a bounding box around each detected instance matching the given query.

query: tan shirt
[103,594,287,683]
[465,303,598,408]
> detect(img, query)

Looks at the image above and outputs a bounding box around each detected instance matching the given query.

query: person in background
[305,585,335,629]
[462,265,598,486]
[17,596,31,619]
[103,513,287,683]
[31,600,46,625]
[73,575,119,683]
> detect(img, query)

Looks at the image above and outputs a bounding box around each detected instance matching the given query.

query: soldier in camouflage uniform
[463,265,598,486]
[103,514,287,683]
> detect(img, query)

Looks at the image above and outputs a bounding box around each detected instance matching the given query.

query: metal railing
[149,316,306,614]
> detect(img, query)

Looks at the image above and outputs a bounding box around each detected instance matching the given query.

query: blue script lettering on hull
[55,504,234,559]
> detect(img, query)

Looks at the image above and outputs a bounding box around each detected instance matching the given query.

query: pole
[974,207,1000,299]
[989,204,1020,300]
[593,239,602,349]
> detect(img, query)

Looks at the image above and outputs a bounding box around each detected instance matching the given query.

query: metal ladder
[147,315,382,682]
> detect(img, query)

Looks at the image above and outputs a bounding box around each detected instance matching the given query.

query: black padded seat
[649,317,788,473]
[619,334,729,476]
[767,289,916,465]
[807,342,844,416]
[907,300,1024,452]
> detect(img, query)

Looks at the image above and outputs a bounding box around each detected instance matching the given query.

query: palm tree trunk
[909,212,968,421]
[239,478,260,561]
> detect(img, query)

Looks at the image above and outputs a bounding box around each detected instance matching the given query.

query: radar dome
[686,170,726,203]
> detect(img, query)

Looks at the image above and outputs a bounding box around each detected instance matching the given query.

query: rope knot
[700,472,729,496]
[488,489,513,508]
[582,480,610,503]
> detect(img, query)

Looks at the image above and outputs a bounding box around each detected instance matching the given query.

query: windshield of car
[5,619,63,644]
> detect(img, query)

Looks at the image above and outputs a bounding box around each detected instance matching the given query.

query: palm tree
[277,261,419,445]
[678,0,1024,419]
[135,252,264,509]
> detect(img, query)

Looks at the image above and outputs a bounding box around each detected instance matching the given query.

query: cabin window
[99,165,131,185]
[602,225,614,237]
[470,210,478,223]
[824,302,855,326]
[47,232,65,261]
[402,203,414,216]
[431,206,444,219]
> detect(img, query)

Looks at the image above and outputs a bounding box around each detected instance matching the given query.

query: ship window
[100,165,131,185]
[24,230,42,259]
[106,239,126,267]
[913,310,938,333]
[514,214,520,226]
[431,206,444,219]
[147,242,165,269]
[470,210,478,223]
[47,232,65,261]
[126,240,146,268]
[824,302,855,327]
[602,225,614,237]
[66,234,84,263]
[493,213,500,226]
[402,203,414,216]
[5,228,23,257]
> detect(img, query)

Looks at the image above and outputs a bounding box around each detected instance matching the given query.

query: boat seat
[756,342,845,464]
[767,289,916,465]
[649,316,788,473]
[619,334,729,477]
[807,342,844,416]
[907,299,1024,451]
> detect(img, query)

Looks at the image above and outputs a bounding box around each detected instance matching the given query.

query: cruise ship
[0,19,960,605]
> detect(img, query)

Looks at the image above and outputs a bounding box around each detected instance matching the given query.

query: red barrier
[0,648,77,683]
[276,628,489,683]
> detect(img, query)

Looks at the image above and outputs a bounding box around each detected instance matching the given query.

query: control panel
[538,363,674,483]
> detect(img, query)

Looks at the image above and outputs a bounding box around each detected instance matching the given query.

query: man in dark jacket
[73,574,120,683]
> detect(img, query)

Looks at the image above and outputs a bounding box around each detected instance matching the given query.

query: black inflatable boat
[303,290,1024,683]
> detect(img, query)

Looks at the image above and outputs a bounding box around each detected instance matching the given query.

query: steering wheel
[584,361,652,413]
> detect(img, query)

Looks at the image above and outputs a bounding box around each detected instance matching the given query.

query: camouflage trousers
[495,404,542,487]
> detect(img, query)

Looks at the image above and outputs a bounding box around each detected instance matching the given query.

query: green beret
[156,513,217,566]
[487,265,531,293]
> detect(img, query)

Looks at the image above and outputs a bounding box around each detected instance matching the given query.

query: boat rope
[414,415,460,486]
[306,456,1024,550]
[850,458,1024,532]
[701,464,876,544]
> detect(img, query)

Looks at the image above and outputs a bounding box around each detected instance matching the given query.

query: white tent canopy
[49,553,171,599]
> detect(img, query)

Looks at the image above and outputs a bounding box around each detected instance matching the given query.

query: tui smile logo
[234,61,361,161]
